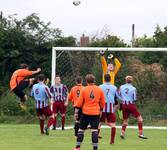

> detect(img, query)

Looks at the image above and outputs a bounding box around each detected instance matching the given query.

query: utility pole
[132,24,135,47]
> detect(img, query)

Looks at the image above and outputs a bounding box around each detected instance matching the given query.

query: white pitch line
[55,125,167,130]
[0,125,167,130]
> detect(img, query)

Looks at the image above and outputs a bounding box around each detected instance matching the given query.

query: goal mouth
[51,47,167,86]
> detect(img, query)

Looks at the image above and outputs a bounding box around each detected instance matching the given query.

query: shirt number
[125,88,129,94]
[76,90,80,98]
[106,89,110,95]
[90,90,95,100]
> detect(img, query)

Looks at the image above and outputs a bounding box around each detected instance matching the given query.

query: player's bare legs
[19,78,35,110]
[97,123,102,139]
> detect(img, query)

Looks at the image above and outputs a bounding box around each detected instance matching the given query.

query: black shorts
[12,80,29,100]
[80,113,100,130]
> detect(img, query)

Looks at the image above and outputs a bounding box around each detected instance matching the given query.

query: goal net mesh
[53,49,167,125]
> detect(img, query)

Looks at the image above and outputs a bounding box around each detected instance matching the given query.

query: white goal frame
[51,47,167,85]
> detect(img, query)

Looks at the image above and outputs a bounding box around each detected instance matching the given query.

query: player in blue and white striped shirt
[118,76,147,139]
[99,74,119,144]
[31,74,55,135]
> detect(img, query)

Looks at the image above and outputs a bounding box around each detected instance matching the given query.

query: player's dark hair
[76,76,82,84]
[20,63,28,69]
[55,74,60,78]
[85,74,95,84]
[38,74,46,81]
[104,74,111,82]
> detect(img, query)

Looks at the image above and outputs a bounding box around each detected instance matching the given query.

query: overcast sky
[1,0,167,42]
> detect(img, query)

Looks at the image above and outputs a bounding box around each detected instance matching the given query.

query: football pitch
[0,124,167,150]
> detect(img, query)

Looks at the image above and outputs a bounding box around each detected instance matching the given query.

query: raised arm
[114,58,121,75]
[101,56,108,74]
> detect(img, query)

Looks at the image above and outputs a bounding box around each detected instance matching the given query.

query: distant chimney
[80,34,89,47]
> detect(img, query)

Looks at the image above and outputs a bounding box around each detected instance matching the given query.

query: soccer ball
[73,0,81,6]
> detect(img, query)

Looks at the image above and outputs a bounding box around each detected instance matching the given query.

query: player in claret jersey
[73,74,105,150]
[68,76,84,137]
[31,74,55,135]
[50,74,68,130]
[118,76,148,139]
[99,74,119,144]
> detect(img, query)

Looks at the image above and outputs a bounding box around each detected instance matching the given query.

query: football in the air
[73,0,81,6]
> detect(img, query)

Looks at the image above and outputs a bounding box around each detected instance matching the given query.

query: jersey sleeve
[50,85,56,100]
[133,88,137,101]
[68,88,74,102]
[101,56,107,74]
[45,86,52,99]
[63,85,68,98]
[20,70,33,77]
[114,58,121,75]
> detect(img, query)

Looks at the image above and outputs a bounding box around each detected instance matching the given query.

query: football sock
[39,119,44,134]
[138,121,143,135]
[121,124,127,135]
[76,130,84,148]
[111,127,116,144]
[92,131,98,150]
[62,116,65,129]
[74,122,80,136]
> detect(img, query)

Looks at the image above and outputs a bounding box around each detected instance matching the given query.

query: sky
[1,0,167,43]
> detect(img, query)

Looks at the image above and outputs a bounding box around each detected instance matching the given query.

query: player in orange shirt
[73,74,105,150]
[68,76,84,137]
[10,64,41,109]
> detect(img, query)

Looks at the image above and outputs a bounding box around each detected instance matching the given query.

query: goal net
[51,47,167,124]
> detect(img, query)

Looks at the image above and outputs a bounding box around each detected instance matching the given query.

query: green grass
[0,124,167,150]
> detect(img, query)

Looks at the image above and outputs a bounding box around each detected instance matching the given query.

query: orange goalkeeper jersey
[101,56,121,84]
[75,84,105,115]
[68,84,84,107]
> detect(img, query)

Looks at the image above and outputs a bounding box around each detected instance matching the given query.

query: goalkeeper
[98,49,122,138]
[100,49,121,84]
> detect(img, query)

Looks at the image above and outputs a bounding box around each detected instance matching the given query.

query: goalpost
[51,47,167,125]
[51,47,167,85]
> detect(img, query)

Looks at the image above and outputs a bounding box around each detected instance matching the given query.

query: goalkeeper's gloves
[100,50,105,56]
[107,54,115,60]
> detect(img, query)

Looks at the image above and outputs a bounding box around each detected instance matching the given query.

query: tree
[0,12,76,96]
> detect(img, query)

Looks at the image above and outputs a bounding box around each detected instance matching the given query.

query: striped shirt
[118,83,136,103]
[100,83,117,113]
[31,82,52,109]
[50,84,68,102]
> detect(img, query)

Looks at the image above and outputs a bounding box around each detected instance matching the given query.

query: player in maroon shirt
[50,75,68,130]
